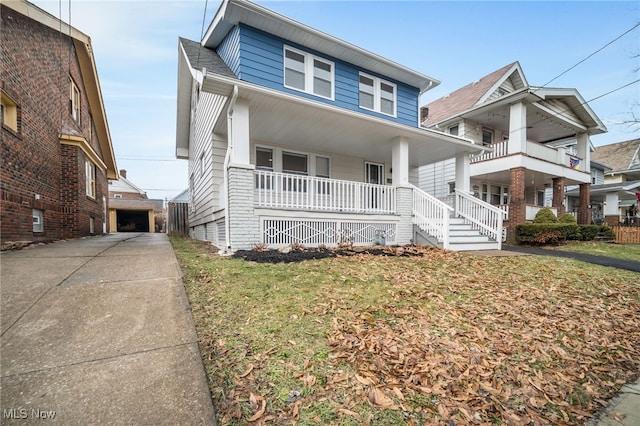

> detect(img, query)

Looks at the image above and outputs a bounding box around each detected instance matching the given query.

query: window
[85,160,96,198]
[359,73,396,116]
[114,194,123,199]
[256,147,274,171]
[282,151,308,175]
[199,152,205,175]
[482,128,493,145]
[448,125,459,136]
[448,182,456,194]
[70,79,81,124]
[284,46,334,99]
[33,209,43,232]
[90,217,95,234]
[1,90,18,132]
[315,156,330,178]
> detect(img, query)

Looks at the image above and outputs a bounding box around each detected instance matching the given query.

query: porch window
[283,151,308,192]
[482,128,493,146]
[256,148,274,171]
[316,156,331,194]
[284,46,334,100]
[359,73,396,117]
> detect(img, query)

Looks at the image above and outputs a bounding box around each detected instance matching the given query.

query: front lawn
[553,241,640,262]
[171,238,640,425]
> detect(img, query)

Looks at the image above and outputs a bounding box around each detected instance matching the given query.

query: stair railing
[454,189,506,250]
[411,185,454,249]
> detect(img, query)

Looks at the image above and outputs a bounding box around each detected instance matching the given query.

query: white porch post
[604,192,620,226]
[228,97,250,165]
[575,132,591,173]
[508,101,527,154]
[455,152,470,193]
[392,136,409,186]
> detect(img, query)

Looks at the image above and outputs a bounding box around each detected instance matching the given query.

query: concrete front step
[448,241,501,251]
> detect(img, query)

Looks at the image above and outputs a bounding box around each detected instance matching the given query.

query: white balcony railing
[471,139,583,169]
[254,170,396,214]
[471,140,508,162]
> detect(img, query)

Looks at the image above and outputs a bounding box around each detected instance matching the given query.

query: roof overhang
[201,73,488,167]
[567,180,640,202]
[202,0,439,94]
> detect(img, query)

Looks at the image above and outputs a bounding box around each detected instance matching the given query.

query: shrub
[558,213,577,224]
[516,223,580,245]
[579,225,614,241]
[533,208,558,223]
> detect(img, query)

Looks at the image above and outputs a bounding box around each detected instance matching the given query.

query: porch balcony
[254,170,396,214]
[471,139,582,169]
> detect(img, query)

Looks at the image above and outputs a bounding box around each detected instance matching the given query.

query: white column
[604,192,619,216]
[455,152,470,193]
[392,136,409,186]
[508,101,527,154]
[575,132,590,173]
[228,98,250,165]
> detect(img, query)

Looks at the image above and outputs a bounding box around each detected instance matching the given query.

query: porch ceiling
[206,77,487,167]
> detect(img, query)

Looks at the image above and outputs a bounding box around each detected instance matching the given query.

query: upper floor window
[85,160,96,198]
[448,125,459,136]
[70,78,81,124]
[1,90,19,132]
[359,73,396,117]
[284,46,334,100]
[482,128,493,146]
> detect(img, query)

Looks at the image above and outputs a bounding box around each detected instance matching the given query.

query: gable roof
[4,0,118,179]
[422,62,526,126]
[179,37,236,79]
[202,0,439,93]
[591,139,640,173]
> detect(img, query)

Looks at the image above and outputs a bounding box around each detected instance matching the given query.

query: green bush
[516,223,580,244]
[533,208,558,223]
[558,213,577,224]
[579,225,614,241]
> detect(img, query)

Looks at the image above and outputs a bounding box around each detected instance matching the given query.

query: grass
[171,237,640,425]
[553,241,640,262]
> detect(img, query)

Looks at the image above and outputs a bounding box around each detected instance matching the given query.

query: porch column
[227,164,260,250]
[508,102,527,154]
[604,192,620,226]
[507,167,526,243]
[577,183,591,225]
[552,177,566,217]
[228,98,251,165]
[392,136,409,186]
[455,152,470,193]
[575,132,590,173]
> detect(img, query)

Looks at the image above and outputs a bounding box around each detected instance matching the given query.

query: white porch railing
[455,190,506,249]
[471,139,584,169]
[471,140,508,162]
[412,185,453,249]
[254,170,396,214]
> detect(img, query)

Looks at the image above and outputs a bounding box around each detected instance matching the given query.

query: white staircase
[412,186,504,252]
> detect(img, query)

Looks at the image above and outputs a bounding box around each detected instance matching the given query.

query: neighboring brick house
[1,0,117,246]
[108,170,164,232]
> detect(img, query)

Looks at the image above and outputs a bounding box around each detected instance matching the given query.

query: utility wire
[196,0,209,69]
[537,23,640,90]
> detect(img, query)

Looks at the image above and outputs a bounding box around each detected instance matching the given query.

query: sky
[31,0,640,202]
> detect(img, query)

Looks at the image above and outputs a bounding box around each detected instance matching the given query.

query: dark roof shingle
[179,37,237,79]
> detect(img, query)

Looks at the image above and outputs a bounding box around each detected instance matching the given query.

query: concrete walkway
[1,233,216,425]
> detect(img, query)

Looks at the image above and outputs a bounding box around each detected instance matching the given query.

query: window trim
[33,209,43,233]
[283,45,335,100]
[1,90,19,132]
[70,78,81,124]
[254,145,330,178]
[85,159,96,199]
[358,72,397,117]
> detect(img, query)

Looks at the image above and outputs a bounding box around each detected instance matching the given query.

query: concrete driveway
[0,233,216,425]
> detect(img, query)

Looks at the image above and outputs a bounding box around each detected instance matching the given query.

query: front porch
[221,168,505,251]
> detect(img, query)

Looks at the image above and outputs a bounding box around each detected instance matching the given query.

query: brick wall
[507,167,526,243]
[1,5,109,244]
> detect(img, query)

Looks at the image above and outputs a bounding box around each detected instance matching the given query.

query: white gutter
[222,85,239,254]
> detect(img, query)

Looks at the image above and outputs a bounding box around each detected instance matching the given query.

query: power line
[537,23,640,90]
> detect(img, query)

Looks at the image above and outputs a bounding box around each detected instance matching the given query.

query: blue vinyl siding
[218,24,419,127]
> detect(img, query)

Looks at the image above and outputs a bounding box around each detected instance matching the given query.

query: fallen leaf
[248,399,266,422]
[237,363,254,378]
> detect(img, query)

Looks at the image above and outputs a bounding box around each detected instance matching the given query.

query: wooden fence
[167,202,189,237]
[611,225,640,244]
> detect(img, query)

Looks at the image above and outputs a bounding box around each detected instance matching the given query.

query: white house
[419,62,607,240]
[175,0,503,251]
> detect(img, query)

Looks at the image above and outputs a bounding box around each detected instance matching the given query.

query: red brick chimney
[119,169,127,179]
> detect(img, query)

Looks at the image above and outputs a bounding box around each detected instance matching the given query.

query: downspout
[222,85,239,254]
